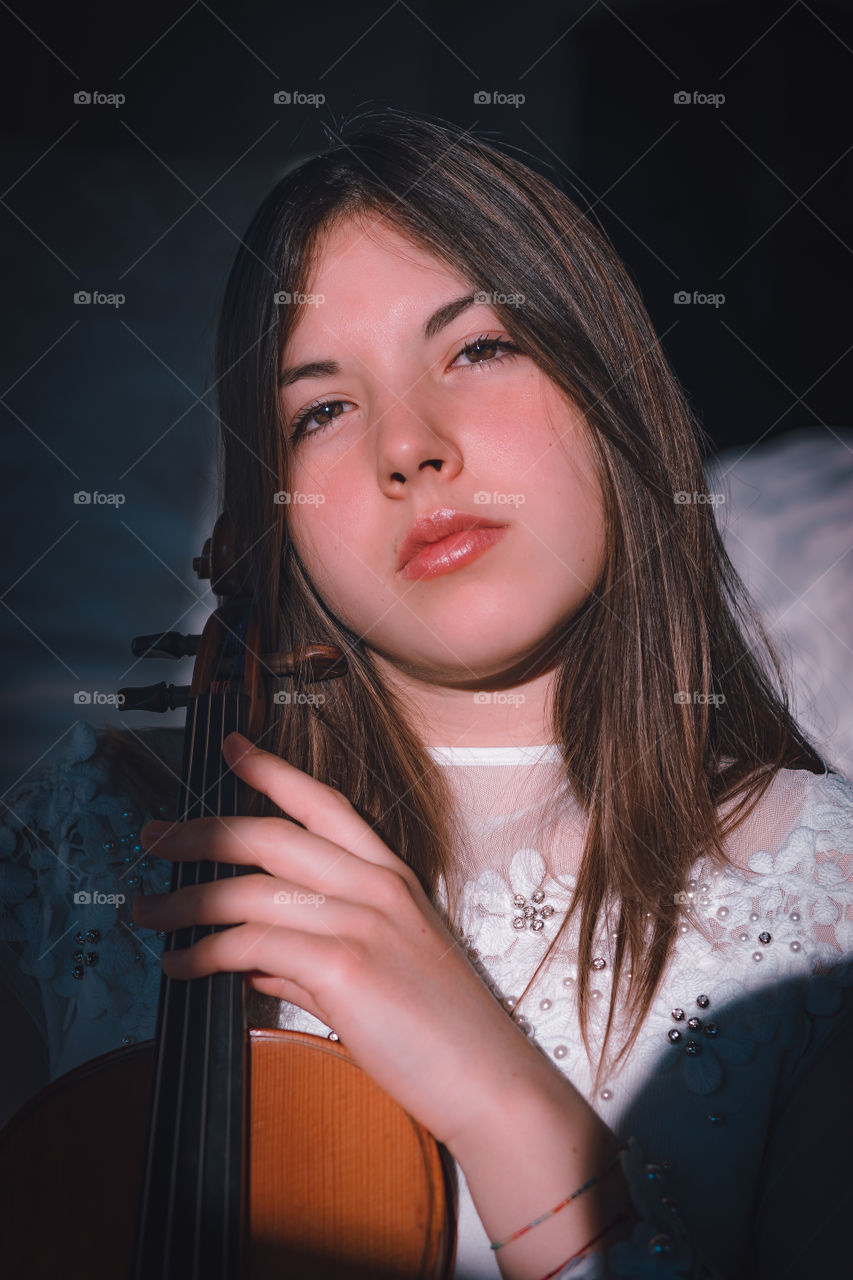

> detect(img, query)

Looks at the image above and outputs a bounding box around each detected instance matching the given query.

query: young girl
[2,109,852,1279]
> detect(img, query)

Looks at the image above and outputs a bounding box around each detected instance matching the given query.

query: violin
[0,512,458,1279]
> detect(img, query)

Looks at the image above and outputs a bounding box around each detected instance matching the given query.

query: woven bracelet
[489,1143,628,1252]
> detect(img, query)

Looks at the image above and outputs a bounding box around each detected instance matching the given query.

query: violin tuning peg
[193,515,249,597]
[117,682,192,712]
[131,632,201,659]
[193,538,212,581]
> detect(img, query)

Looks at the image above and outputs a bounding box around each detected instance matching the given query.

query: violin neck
[133,690,251,1280]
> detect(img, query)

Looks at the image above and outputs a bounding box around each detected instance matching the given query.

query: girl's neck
[427,743,561,765]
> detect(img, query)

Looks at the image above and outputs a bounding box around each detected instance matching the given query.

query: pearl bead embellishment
[512,887,555,932]
[667,995,715,1055]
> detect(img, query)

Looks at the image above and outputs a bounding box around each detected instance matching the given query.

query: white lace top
[2,724,852,1279]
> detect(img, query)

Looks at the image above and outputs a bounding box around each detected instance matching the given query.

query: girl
[2,109,852,1279]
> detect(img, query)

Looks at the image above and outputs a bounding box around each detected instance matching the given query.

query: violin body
[0,1027,457,1279]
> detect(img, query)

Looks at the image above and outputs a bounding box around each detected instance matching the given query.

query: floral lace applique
[627,975,782,1096]
[0,722,175,1070]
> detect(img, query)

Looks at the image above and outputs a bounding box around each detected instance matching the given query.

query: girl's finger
[132,871,361,937]
[220,732,415,877]
[139,815,414,906]
[161,921,353,1002]
[246,971,327,1026]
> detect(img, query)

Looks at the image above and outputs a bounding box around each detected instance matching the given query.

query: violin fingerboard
[133,690,250,1280]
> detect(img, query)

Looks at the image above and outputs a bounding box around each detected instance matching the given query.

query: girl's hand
[132,731,544,1155]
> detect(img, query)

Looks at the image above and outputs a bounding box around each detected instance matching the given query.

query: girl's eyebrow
[277,291,480,389]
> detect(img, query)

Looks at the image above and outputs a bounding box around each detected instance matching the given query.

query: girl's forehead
[281,228,479,363]
[309,214,468,290]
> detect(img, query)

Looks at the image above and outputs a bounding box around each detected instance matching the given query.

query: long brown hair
[113,108,828,1092]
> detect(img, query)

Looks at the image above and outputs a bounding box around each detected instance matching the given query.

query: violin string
[192,687,215,1279]
[223,690,236,1278]
[168,689,202,1279]
[139,691,199,1278]
[212,687,230,1280]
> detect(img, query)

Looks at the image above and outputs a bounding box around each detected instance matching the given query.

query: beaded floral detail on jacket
[434,769,853,1278]
[0,722,173,1070]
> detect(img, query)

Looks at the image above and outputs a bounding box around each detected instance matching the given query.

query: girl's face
[279,214,606,690]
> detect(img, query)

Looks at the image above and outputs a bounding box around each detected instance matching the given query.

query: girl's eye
[288,397,352,441]
[450,334,522,369]
[287,333,522,442]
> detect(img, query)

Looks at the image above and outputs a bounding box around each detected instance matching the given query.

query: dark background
[2,0,852,787]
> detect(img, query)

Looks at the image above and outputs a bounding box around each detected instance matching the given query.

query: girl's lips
[397,526,507,581]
